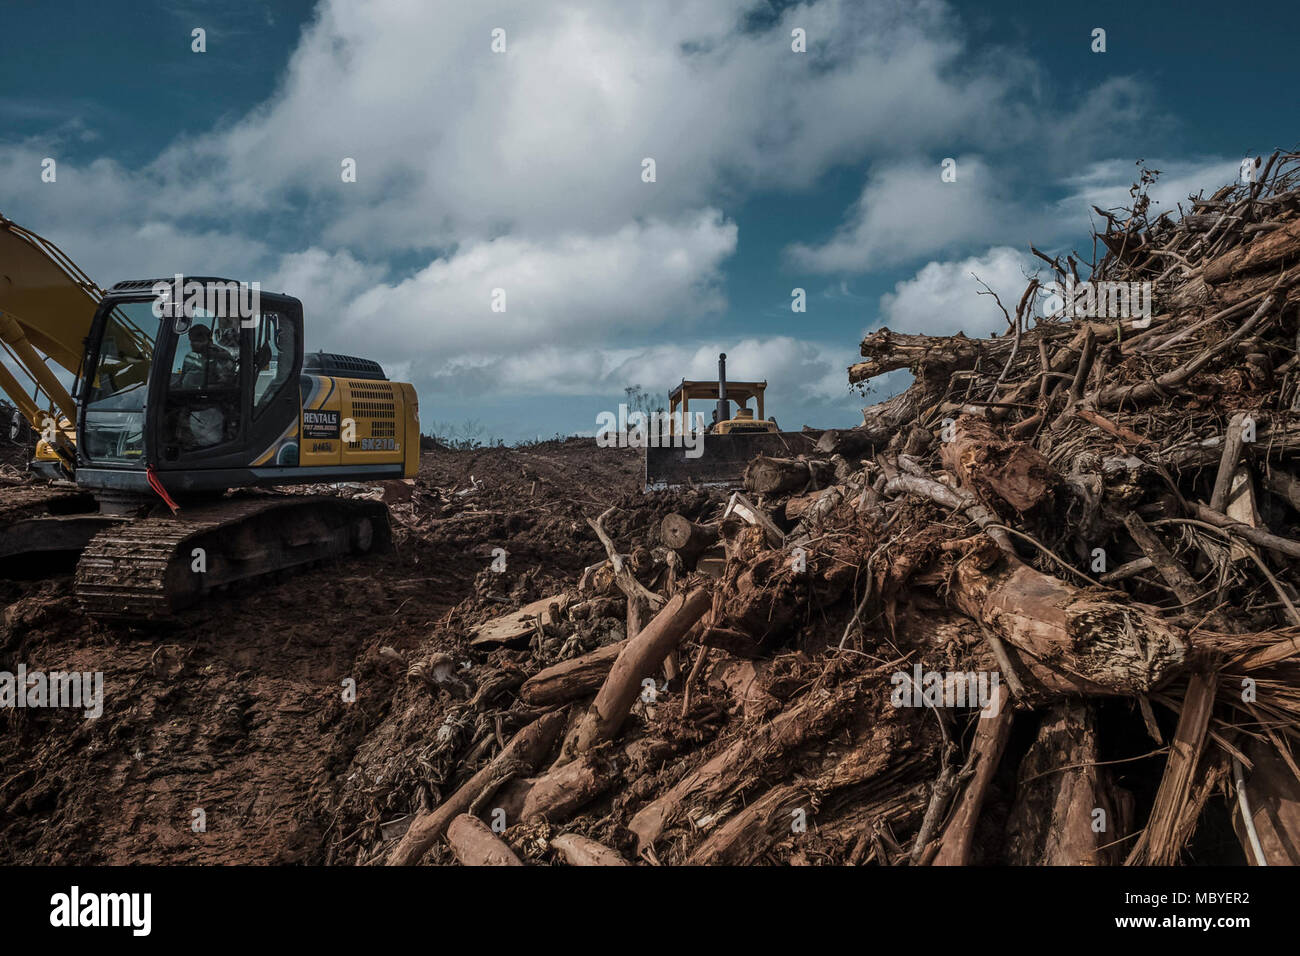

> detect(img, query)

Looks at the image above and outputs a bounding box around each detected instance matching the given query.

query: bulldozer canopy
[669,379,766,404]
[669,379,767,421]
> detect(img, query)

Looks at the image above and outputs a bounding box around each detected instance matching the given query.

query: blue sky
[2,0,1296,441]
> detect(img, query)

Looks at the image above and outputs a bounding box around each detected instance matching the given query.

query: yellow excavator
[643,353,814,489]
[0,213,419,620]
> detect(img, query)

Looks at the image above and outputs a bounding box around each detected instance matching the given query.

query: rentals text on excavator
[0,214,419,620]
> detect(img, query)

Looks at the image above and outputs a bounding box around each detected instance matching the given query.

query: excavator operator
[173,323,237,447]
[177,323,235,388]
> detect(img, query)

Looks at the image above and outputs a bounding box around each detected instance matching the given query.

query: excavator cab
[75,280,305,496]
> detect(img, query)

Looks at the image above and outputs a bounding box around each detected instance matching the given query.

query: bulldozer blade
[644,432,817,491]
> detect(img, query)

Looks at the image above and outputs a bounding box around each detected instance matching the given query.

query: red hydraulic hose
[146,464,181,515]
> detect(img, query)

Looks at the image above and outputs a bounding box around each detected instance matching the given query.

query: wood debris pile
[357,154,1300,866]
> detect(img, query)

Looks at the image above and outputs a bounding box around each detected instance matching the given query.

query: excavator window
[165,318,242,451]
[82,302,157,464]
[253,311,292,416]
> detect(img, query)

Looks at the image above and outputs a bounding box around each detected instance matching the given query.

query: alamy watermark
[0,665,103,718]
[50,886,150,936]
[1041,277,1152,320]
[890,664,1002,718]
[151,274,261,331]
[595,405,708,458]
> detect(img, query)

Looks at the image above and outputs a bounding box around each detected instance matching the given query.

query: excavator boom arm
[0,214,106,457]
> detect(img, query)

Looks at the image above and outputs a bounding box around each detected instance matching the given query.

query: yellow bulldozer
[0,213,420,620]
[643,352,814,489]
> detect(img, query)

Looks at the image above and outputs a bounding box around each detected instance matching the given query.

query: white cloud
[266,247,386,325]
[138,0,1038,250]
[334,210,737,362]
[1058,156,1243,225]
[782,73,1165,276]
[0,140,272,283]
[876,246,1034,338]
[786,157,1027,272]
[423,335,848,397]
[2,0,1032,413]
[1036,77,1157,171]
[788,150,1233,279]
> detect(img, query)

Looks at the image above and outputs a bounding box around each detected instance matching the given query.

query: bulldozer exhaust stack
[716,352,729,425]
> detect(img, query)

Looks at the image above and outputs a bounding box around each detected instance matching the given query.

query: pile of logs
[374,153,1300,866]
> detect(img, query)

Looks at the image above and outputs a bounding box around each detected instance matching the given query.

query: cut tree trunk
[744,456,834,496]
[386,709,566,866]
[658,514,719,559]
[784,488,835,522]
[932,684,1012,865]
[860,384,923,444]
[549,832,630,866]
[566,588,712,758]
[815,427,875,458]
[1005,701,1110,865]
[938,415,1058,512]
[446,814,523,866]
[492,751,617,825]
[519,640,626,706]
[950,544,1187,695]
[791,486,844,532]
[850,328,987,384]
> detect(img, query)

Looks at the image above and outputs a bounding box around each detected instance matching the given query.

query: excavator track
[0,482,112,564]
[75,495,392,621]
[0,483,88,520]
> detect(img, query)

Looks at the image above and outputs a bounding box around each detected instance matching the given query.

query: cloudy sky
[2,0,1295,441]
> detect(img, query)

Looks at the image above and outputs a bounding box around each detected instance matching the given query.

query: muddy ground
[0,438,644,864]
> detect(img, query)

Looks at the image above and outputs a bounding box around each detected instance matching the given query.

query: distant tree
[425,418,492,450]
[623,384,664,417]
[1127,159,1162,224]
